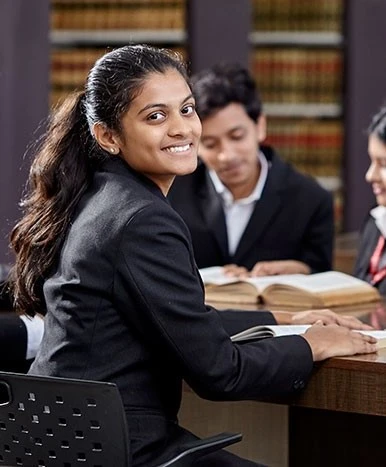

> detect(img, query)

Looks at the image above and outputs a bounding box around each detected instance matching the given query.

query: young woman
[10,45,376,467]
[354,106,386,295]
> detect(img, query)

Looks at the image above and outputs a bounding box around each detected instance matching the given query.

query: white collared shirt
[370,205,386,269]
[209,151,269,256]
[19,314,44,360]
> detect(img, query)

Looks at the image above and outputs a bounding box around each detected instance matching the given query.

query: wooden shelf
[264,103,342,118]
[250,31,343,47]
[51,29,186,47]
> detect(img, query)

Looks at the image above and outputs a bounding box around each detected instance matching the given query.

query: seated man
[0,264,43,372]
[168,63,334,276]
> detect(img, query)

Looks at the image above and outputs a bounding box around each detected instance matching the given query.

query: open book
[199,268,381,307]
[231,324,386,350]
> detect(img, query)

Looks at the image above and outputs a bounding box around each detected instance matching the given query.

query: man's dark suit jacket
[354,214,386,295]
[168,145,334,273]
[0,272,30,373]
[29,158,313,466]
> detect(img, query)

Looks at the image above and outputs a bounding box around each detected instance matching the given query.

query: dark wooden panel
[289,407,386,467]
[0,0,50,263]
[187,0,251,74]
[343,0,386,231]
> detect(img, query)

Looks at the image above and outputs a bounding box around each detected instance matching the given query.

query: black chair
[0,372,242,466]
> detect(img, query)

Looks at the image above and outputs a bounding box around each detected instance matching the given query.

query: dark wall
[187,0,251,74]
[0,0,50,263]
[343,0,386,231]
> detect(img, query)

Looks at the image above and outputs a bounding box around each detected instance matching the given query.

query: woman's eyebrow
[137,93,194,115]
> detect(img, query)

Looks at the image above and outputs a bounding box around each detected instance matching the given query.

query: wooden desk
[180,301,386,467]
[285,348,386,467]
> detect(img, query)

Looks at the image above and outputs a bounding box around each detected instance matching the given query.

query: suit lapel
[232,149,286,262]
[198,171,229,261]
[356,219,381,276]
[232,177,282,262]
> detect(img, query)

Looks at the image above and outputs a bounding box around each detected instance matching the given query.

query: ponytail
[10,91,96,316]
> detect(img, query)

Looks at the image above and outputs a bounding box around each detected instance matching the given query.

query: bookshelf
[50,0,186,107]
[251,0,345,231]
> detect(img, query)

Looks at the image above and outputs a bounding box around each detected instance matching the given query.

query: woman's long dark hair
[10,44,188,316]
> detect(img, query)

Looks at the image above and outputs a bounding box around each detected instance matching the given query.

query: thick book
[231,324,386,350]
[199,268,381,307]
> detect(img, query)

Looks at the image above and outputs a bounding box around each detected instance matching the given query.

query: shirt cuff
[19,314,44,360]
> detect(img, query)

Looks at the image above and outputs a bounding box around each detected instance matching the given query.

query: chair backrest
[0,372,130,467]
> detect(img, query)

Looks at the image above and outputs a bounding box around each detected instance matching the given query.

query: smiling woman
[8,44,378,467]
[93,68,201,195]
[354,106,386,294]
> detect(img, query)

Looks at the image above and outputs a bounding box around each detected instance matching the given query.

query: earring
[110,147,117,154]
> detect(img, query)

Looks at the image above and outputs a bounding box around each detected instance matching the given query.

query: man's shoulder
[265,146,330,198]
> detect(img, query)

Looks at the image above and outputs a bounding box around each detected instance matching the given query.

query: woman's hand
[291,309,373,330]
[302,323,377,361]
[250,260,311,276]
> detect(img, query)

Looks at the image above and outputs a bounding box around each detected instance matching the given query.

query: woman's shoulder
[90,161,184,228]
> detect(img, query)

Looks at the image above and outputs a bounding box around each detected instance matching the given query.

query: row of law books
[252,0,343,32]
[50,46,186,107]
[265,118,343,178]
[252,48,342,104]
[199,268,381,309]
[51,0,185,30]
[264,117,344,232]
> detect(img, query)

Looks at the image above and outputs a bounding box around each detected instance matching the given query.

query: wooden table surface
[180,299,386,467]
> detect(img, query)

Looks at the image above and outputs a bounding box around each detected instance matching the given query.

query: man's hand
[250,260,311,276]
[222,264,249,278]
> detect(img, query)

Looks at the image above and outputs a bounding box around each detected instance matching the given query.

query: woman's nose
[168,114,191,136]
[365,162,378,183]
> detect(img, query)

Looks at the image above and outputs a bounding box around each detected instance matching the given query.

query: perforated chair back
[0,372,130,467]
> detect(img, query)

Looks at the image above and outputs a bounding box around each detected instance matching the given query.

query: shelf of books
[50,0,186,107]
[251,0,344,231]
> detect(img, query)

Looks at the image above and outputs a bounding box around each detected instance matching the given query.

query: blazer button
[293,379,305,390]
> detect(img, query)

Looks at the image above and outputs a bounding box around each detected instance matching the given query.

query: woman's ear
[255,114,267,144]
[93,123,120,155]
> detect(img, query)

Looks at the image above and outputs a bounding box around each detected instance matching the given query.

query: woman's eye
[147,112,164,121]
[181,104,195,115]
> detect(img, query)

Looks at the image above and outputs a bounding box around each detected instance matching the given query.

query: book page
[265,271,373,293]
[231,325,275,343]
[199,267,240,285]
[198,268,369,293]
[231,325,386,350]
[265,325,311,336]
[199,266,307,288]
[270,326,386,341]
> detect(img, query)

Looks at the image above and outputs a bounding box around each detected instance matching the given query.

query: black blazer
[354,214,386,295]
[0,278,30,372]
[168,146,334,273]
[30,158,313,466]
